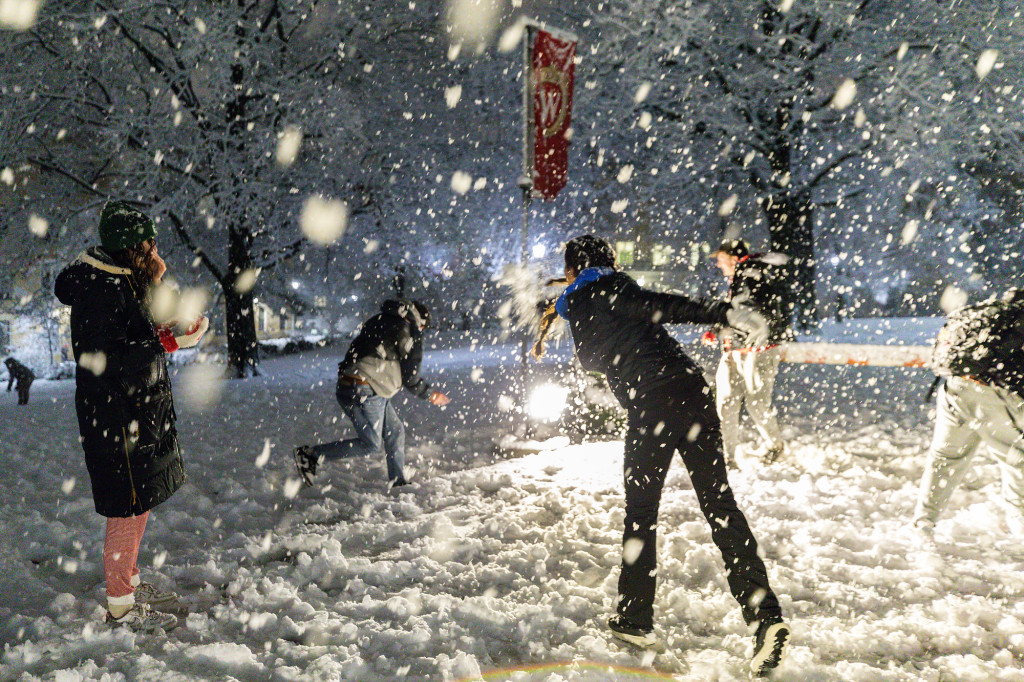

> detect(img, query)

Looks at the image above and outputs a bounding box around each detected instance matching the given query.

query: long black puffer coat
[54,248,185,518]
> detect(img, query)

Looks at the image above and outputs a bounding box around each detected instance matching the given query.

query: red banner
[530,29,576,200]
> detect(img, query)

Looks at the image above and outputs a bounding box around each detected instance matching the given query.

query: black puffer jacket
[5,358,34,388]
[727,256,792,349]
[338,299,431,399]
[561,271,730,406]
[54,248,184,518]
[932,290,1024,397]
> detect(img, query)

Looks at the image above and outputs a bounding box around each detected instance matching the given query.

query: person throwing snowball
[294,299,449,488]
[543,234,790,677]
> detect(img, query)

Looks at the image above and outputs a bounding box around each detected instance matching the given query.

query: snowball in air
[446,0,501,44]
[718,194,738,217]
[28,214,48,237]
[300,195,349,245]
[275,126,303,168]
[498,21,525,53]
[451,171,473,195]
[976,49,998,80]
[233,268,259,294]
[940,286,968,313]
[634,82,652,104]
[0,0,40,30]
[445,85,462,109]
[831,79,857,110]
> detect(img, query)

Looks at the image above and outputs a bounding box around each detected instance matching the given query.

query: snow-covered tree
[583,0,1024,327]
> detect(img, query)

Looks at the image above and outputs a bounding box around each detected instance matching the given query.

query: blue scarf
[555,267,616,319]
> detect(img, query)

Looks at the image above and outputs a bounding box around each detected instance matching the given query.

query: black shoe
[751,618,790,677]
[607,614,658,648]
[293,446,318,487]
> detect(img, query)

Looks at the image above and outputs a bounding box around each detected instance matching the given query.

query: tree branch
[166,210,225,284]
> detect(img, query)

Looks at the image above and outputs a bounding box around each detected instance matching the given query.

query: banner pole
[517,22,536,430]
[519,22,534,266]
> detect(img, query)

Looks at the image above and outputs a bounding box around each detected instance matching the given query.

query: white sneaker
[135,582,180,609]
[106,602,178,632]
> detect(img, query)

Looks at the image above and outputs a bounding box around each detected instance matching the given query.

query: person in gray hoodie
[294,299,449,487]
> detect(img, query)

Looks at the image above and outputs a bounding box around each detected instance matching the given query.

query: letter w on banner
[530,28,576,200]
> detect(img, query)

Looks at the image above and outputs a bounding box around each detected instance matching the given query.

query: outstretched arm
[614,279,730,326]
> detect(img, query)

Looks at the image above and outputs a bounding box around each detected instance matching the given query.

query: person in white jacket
[703,239,792,466]
[914,289,1024,534]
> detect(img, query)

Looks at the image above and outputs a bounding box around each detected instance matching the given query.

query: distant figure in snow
[5,357,35,404]
[54,200,209,632]
[701,239,792,466]
[540,234,790,677]
[294,299,449,488]
[914,288,1024,535]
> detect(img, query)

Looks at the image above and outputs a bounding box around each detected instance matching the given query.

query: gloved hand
[725,298,769,349]
[700,330,718,347]
[156,316,209,353]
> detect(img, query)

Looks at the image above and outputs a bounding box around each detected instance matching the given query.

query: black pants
[616,378,782,631]
[16,380,31,404]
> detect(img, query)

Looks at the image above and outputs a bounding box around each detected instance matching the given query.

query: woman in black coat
[54,201,207,631]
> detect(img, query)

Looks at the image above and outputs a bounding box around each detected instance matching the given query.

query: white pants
[915,377,1024,524]
[715,346,784,458]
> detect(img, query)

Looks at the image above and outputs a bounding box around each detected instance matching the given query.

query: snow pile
[1,321,1022,680]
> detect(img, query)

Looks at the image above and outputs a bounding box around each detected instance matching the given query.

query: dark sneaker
[294,446,318,487]
[105,603,178,632]
[608,614,658,648]
[751,618,790,677]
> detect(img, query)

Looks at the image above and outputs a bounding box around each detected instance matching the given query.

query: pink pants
[103,512,149,606]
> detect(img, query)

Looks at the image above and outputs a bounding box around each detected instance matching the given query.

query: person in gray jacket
[914,288,1024,534]
[294,299,449,488]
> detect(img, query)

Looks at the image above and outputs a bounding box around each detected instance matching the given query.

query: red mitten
[156,325,179,353]
[175,316,209,349]
[700,330,717,347]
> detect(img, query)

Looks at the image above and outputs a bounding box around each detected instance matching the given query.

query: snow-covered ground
[2,318,1023,681]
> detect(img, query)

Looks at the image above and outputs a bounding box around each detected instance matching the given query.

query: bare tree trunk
[765,191,819,332]
[224,226,260,377]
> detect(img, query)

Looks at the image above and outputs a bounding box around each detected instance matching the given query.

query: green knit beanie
[98,200,157,252]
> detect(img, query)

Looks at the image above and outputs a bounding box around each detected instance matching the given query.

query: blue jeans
[307,384,407,483]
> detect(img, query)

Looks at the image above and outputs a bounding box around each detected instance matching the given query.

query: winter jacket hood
[55,248,132,307]
[339,299,431,400]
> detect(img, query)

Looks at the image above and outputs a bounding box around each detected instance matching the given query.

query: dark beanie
[98,201,157,252]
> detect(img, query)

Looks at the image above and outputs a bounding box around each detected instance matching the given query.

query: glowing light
[525,383,570,422]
